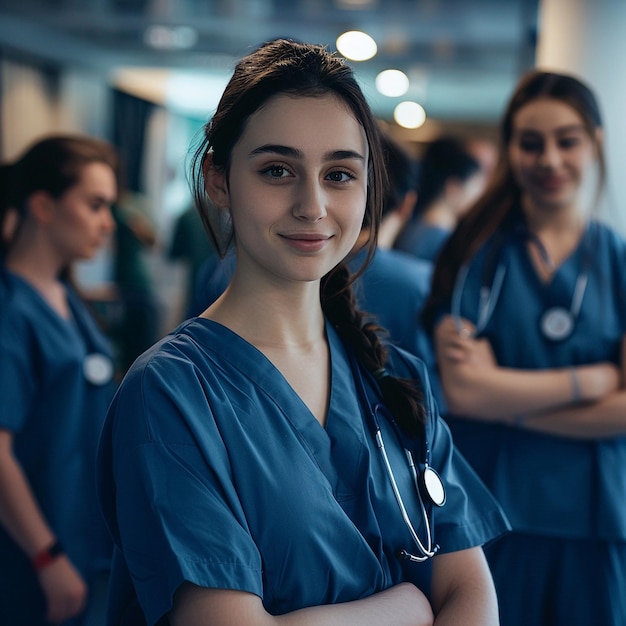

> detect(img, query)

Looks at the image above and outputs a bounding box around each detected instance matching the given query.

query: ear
[202,153,231,210]
[1,206,19,243]
[28,190,56,225]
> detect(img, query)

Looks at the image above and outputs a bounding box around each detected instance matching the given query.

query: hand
[436,315,497,369]
[577,362,622,401]
[38,555,88,624]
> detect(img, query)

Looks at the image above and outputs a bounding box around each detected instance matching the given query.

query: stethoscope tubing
[349,350,441,562]
[452,224,594,341]
[370,406,436,560]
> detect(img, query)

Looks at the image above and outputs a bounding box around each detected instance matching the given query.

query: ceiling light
[144,25,198,50]
[336,31,377,61]
[375,69,409,97]
[393,101,426,129]
[335,0,378,8]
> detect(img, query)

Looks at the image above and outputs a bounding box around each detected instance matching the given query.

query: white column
[536,0,626,232]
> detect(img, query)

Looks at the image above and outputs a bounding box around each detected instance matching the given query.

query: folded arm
[431,547,498,626]
[435,315,626,439]
[170,582,434,626]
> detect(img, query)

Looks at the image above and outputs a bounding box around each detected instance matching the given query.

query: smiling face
[508,97,599,214]
[207,93,369,287]
[47,161,117,262]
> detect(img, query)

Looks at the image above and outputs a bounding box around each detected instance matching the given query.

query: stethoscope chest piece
[540,306,574,342]
[83,353,114,385]
[422,466,446,507]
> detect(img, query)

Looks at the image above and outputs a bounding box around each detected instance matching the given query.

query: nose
[538,139,562,168]
[291,177,327,222]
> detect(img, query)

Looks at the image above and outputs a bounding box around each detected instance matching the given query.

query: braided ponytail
[321,263,426,437]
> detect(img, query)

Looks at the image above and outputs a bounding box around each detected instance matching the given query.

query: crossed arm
[434,314,626,439]
[169,547,497,626]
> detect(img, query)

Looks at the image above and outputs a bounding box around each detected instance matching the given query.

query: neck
[521,198,586,271]
[6,238,65,287]
[204,271,326,351]
[521,196,584,236]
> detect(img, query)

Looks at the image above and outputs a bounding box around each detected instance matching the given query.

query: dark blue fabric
[395,220,451,262]
[98,319,509,626]
[484,532,626,626]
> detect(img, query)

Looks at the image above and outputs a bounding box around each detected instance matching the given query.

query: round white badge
[540,307,574,341]
[83,353,114,385]
[423,466,446,507]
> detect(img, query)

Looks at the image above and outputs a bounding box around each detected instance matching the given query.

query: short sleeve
[98,355,263,626]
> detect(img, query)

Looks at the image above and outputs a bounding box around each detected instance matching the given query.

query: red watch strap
[32,541,64,571]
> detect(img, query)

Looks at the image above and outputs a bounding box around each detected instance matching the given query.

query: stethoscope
[83,353,114,385]
[66,293,115,386]
[452,224,593,342]
[350,351,446,563]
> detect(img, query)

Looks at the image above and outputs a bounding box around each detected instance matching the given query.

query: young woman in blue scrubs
[98,39,509,626]
[0,136,118,625]
[424,71,626,625]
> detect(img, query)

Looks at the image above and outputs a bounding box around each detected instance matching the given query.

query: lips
[280,232,333,252]
[535,176,567,192]
[281,232,331,241]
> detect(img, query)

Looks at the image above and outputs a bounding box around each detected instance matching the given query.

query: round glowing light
[336,31,377,61]
[393,101,426,129]
[144,25,198,50]
[375,69,409,97]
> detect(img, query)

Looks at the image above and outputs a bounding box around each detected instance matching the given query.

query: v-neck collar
[186,317,369,498]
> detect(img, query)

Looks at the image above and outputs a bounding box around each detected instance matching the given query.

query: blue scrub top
[395,220,451,263]
[447,220,626,540]
[98,318,509,626]
[0,270,115,589]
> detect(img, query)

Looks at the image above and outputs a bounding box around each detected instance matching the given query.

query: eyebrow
[249,144,365,162]
[515,124,586,135]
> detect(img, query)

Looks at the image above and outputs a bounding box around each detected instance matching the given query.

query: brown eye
[518,140,542,153]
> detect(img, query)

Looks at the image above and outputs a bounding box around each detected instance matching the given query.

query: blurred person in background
[0,135,118,625]
[466,136,499,185]
[424,70,626,626]
[395,136,484,262]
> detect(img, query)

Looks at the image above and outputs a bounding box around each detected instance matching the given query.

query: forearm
[441,360,619,421]
[279,584,433,626]
[521,389,626,439]
[0,436,56,558]
[171,583,433,626]
[441,364,574,419]
[430,549,498,626]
